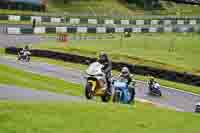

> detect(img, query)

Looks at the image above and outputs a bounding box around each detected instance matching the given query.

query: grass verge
[31,33,200,76]
[0,63,82,96]
[0,101,199,133]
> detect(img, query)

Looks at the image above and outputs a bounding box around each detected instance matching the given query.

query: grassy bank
[48,0,200,16]
[0,63,82,96]
[1,0,200,16]
[32,33,200,76]
[0,101,199,133]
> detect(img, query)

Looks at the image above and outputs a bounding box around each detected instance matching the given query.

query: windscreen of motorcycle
[153,83,160,88]
[86,62,104,76]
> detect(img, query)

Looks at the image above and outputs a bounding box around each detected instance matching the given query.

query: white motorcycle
[85,62,111,102]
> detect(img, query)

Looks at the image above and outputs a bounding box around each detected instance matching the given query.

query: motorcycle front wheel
[101,92,111,103]
[113,91,121,103]
[26,56,30,62]
[157,90,162,97]
[85,83,93,100]
[128,88,135,104]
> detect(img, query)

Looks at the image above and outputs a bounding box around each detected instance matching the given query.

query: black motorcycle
[18,51,31,62]
[195,103,200,113]
[148,82,162,97]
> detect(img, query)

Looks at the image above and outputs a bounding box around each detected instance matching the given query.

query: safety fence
[6,26,200,34]
[5,47,200,87]
[1,14,200,26]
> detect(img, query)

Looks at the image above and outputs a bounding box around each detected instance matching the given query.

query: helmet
[25,45,29,50]
[121,67,130,77]
[99,52,108,62]
[149,76,155,83]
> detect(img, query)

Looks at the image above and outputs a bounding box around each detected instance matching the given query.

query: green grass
[1,0,200,16]
[32,56,200,95]
[0,48,5,55]
[48,0,200,16]
[0,20,31,25]
[0,20,58,25]
[0,101,199,133]
[48,0,140,16]
[32,33,200,75]
[0,9,58,17]
[159,0,200,15]
[0,0,136,16]
[0,63,82,96]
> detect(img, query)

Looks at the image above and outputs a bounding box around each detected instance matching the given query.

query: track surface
[0,56,200,112]
[0,27,200,112]
[0,84,82,102]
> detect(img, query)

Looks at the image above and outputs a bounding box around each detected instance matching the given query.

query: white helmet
[121,67,130,77]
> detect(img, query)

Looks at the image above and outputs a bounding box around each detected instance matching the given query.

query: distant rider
[118,67,136,102]
[20,45,29,53]
[24,45,30,51]
[18,45,31,60]
[98,52,112,95]
[148,77,160,91]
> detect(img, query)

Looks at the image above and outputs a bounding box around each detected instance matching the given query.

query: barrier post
[57,33,68,46]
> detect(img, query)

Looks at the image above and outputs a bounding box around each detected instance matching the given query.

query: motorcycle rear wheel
[149,90,162,97]
[158,91,162,97]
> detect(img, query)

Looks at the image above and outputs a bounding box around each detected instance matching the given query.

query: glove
[101,68,105,73]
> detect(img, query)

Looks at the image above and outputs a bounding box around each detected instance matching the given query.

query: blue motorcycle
[112,80,135,104]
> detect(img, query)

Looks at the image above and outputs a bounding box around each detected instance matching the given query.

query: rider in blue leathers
[118,67,136,103]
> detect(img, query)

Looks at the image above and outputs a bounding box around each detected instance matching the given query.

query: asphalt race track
[0,84,83,102]
[0,24,200,112]
[0,56,199,112]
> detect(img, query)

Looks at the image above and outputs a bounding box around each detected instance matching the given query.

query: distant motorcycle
[148,82,162,97]
[112,79,135,104]
[85,62,111,102]
[195,102,200,113]
[18,50,31,62]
